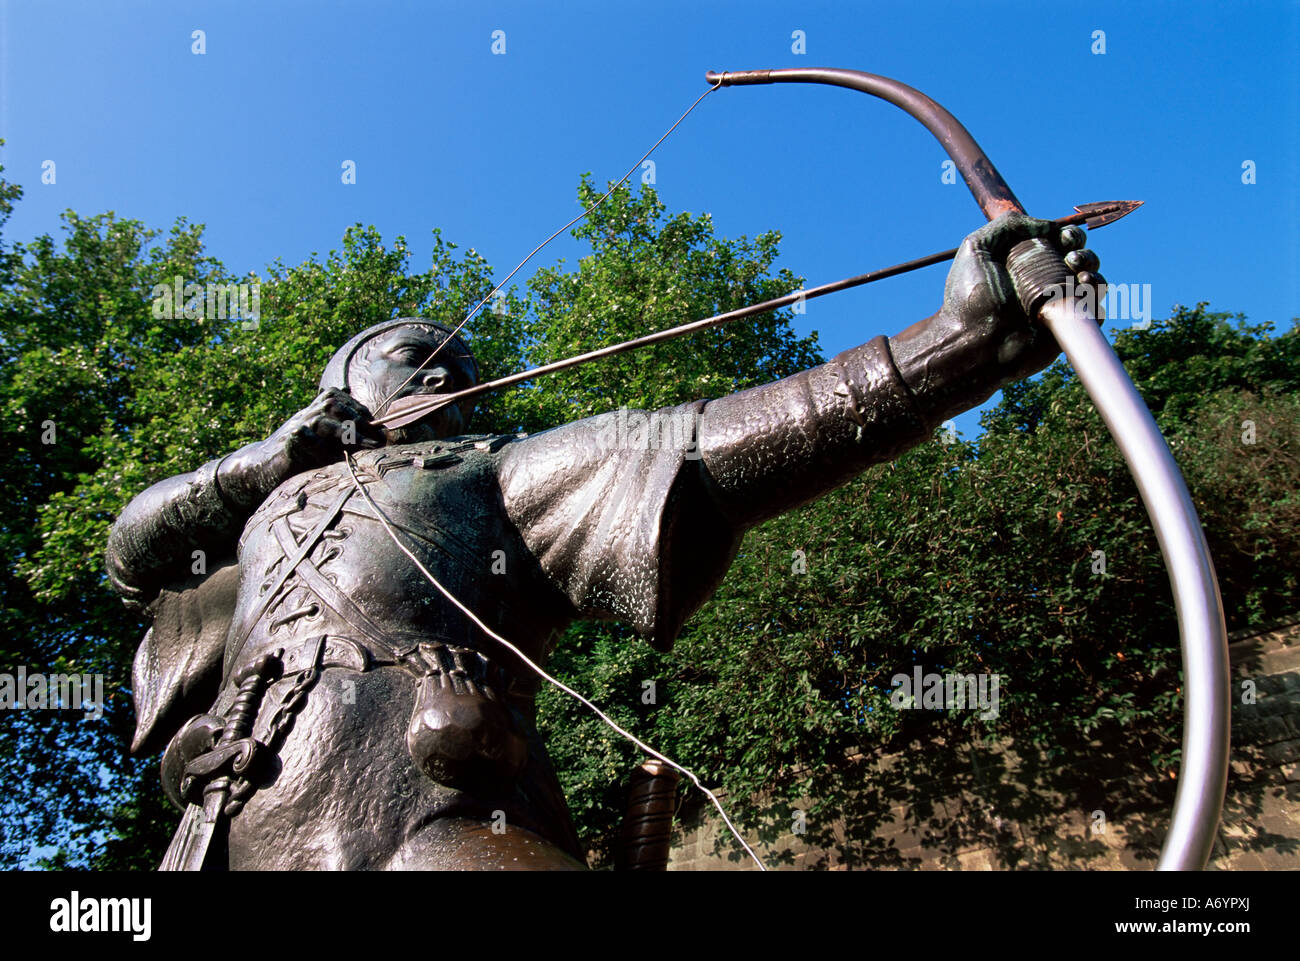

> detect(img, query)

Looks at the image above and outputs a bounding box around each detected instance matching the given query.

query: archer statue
[107,209,1104,870]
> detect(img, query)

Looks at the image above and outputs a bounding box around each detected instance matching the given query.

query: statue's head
[319,318,479,443]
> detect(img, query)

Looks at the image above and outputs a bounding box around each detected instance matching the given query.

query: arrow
[373,200,1141,430]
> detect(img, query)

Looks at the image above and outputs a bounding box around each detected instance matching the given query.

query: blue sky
[2,0,1296,438]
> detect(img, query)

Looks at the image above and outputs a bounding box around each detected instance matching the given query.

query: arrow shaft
[374,204,1134,429]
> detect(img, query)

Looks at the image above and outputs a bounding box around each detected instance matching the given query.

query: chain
[222,648,323,816]
[262,662,321,750]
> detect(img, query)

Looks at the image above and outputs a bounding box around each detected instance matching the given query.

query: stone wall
[666,620,1300,870]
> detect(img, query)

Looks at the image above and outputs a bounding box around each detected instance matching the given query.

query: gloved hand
[216,388,384,509]
[888,212,1107,423]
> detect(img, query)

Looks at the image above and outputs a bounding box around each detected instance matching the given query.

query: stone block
[1260,737,1300,766]
[957,848,995,871]
[1116,844,1157,871]
[872,804,927,853]
[1229,758,1257,778]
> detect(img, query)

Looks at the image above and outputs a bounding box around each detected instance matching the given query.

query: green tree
[0,148,236,864]
[496,174,819,434]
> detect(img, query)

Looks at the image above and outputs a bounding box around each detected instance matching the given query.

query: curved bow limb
[707,66,1229,871]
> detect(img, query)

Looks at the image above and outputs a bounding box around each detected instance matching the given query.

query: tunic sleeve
[497,400,739,651]
[497,337,938,651]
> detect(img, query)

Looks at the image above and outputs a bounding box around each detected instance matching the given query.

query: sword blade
[159,789,226,871]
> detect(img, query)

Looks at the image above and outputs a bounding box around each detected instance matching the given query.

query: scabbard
[616,759,682,871]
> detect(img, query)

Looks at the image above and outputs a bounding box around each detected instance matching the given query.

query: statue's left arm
[695,213,1102,529]
[500,215,1102,650]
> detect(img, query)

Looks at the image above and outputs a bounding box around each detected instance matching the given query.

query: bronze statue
[107,207,1104,869]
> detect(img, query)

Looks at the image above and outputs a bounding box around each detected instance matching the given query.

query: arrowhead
[1073,200,1143,230]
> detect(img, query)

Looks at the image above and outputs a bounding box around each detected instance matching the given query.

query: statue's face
[348,326,477,442]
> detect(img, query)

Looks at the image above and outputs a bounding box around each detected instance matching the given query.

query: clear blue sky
[2,0,1296,438]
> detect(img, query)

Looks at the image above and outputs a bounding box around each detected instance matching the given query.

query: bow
[699,66,1228,871]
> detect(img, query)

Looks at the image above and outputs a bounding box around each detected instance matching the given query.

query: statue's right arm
[107,388,382,610]
[106,451,260,611]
